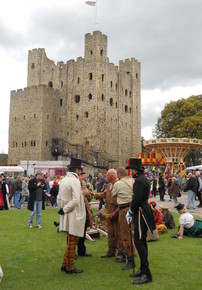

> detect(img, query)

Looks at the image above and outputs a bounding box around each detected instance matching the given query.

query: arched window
[115,102,118,108]
[89,73,93,80]
[125,105,128,112]
[60,99,63,107]
[31,63,35,69]
[100,49,103,56]
[136,73,138,79]
[77,77,80,84]
[61,81,63,88]
[48,81,53,88]
[110,98,113,106]
[76,115,79,120]
[90,50,93,55]
[101,94,104,101]
[102,74,104,81]
[75,95,80,103]
[125,89,128,96]
[85,112,89,118]
[88,93,92,101]
[110,81,113,88]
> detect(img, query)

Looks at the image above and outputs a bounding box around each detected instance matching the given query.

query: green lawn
[0,208,202,290]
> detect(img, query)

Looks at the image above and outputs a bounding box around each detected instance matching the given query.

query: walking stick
[129,222,135,275]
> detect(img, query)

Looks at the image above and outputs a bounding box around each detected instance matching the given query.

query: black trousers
[77,227,87,256]
[134,217,151,278]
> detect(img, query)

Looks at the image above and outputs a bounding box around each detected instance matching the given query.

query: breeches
[106,218,118,255]
[62,234,78,271]
[118,207,134,257]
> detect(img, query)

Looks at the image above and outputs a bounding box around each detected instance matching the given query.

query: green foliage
[1,209,202,290]
[155,95,202,139]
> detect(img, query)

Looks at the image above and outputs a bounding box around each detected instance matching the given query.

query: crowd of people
[0,159,202,285]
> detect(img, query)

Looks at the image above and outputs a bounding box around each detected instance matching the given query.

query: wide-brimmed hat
[126,158,144,171]
[69,157,82,169]
[175,203,184,211]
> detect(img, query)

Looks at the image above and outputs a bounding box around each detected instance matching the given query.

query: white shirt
[179,212,195,229]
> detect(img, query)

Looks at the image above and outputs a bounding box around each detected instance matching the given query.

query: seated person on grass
[160,206,176,229]
[175,203,202,239]
[149,201,167,234]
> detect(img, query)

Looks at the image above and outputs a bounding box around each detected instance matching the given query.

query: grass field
[0,208,202,290]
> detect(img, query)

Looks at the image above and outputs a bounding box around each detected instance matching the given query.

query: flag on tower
[85,1,96,6]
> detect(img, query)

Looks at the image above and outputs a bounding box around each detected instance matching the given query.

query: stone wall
[9,31,141,167]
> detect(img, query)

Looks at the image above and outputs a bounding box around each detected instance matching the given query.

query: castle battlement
[9,31,141,166]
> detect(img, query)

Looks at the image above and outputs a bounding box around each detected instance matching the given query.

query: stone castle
[8,31,141,167]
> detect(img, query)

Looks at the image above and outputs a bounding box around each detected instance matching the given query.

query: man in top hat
[126,158,156,285]
[57,158,86,274]
[175,203,202,238]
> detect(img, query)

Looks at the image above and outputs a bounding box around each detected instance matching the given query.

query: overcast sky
[1,0,202,153]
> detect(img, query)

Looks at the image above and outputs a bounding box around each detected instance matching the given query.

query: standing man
[57,158,86,274]
[28,172,47,228]
[112,167,134,270]
[126,158,155,285]
[95,169,119,258]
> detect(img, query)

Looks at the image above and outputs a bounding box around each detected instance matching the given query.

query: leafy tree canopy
[155,95,202,139]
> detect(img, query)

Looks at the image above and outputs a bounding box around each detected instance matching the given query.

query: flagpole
[95,0,98,28]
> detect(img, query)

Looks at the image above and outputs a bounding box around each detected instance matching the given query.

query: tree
[154,95,202,165]
[155,95,202,139]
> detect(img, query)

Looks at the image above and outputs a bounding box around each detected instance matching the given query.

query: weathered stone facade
[8,31,141,167]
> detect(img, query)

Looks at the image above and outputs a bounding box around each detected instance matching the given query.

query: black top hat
[69,158,82,169]
[126,158,144,171]
[175,203,184,211]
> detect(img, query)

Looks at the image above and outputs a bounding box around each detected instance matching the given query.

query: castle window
[110,98,113,106]
[85,112,89,118]
[129,91,132,97]
[48,81,53,88]
[16,142,18,147]
[31,140,33,146]
[33,140,36,146]
[75,95,80,103]
[127,71,130,75]
[136,73,138,79]
[101,94,104,101]
[125,89,128,96]
[115,102,118,108]
[125,105,128,112]
[60,99,63,107]
[102,74,104,81]
[47,114,49,119]
[31,63,35,69]
[76,114,79,120]
[89,73,93,80]
[77,77,80,84]
[59,117,61,123]
[100,49,103,56]
[90,50,93,55]
[22,142,24,147]
[46,141,48,146]
[34,114,36,118]
[61,81,63,88]
[88,93,92,101]
[23,115,26,120]
[110,81,113,88]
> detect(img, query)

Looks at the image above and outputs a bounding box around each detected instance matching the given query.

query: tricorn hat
[126,158,144,171]
[175,203,184,211]
[69,157,82,169]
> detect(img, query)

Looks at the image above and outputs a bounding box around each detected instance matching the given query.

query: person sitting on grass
[160,206,176,229]
[175,203,202,239]
[149,201,167,234]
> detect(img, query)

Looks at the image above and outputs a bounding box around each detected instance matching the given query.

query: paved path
[149,193,202,218]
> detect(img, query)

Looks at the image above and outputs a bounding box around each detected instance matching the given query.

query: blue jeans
[186,190,196,209]
[28,201,42,226]
[173,196,178,205]
[14,191,24,209]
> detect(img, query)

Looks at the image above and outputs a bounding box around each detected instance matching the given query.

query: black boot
[132,274,152,284]
[129,269,141,278]
[122,256,135,270]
